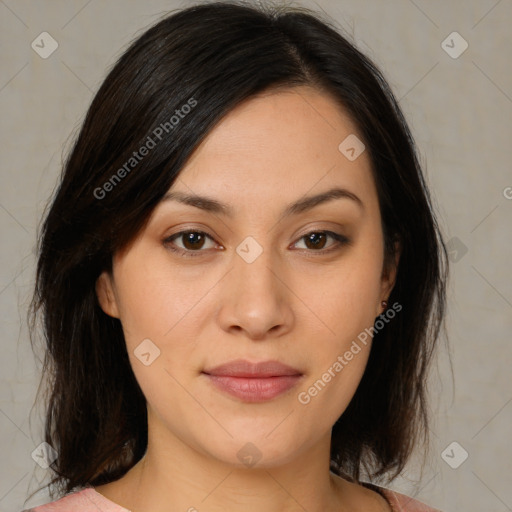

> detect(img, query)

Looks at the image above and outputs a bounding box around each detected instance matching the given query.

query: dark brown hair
[28,0,448,499]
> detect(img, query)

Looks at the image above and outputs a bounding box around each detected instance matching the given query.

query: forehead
[165,86,377,214]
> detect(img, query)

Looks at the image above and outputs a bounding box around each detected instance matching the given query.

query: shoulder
[375,484,443,512]
[23,487,129,512]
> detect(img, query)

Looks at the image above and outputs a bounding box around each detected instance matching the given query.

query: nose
[216,245,294,341]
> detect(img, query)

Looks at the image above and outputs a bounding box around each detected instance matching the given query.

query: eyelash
[163,229,350,258]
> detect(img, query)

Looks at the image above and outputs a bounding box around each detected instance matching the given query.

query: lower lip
[204,374,303,402]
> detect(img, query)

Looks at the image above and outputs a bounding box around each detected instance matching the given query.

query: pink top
[23,484,442,511]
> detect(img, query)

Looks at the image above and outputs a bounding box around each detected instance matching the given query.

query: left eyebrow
[279,187,363,220]
[160,186,364,219]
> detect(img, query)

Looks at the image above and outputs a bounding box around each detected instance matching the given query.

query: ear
[379,239,401,314]
[95,270,120,318]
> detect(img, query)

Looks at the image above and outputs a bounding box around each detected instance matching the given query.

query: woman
[26,1,448,511]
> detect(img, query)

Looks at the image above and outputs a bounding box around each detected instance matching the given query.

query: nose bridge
[218,234,292,337]
[233,234,281,298]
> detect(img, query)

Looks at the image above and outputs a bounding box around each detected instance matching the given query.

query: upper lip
[203,359,303,378]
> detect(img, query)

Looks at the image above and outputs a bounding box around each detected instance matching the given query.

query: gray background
[1,0,511,511]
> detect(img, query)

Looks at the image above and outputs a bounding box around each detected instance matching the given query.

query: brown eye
[304,232,328,250]
[294,231,350,252]
[181,231,207,250]
[163,230,217,257]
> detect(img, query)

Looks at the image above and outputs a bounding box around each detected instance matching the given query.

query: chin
[197,422,314,470]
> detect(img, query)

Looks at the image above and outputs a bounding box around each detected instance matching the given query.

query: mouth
[202,359,304,403]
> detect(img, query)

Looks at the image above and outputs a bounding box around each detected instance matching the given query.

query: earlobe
[95,270,120,318]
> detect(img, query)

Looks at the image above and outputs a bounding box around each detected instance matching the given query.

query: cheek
[111,249,218,393]
[309,245,384,339]
[295,236,383,412]
[112,258,204,413]
[295,277,376,426]
[297,346,371,421]
[112,250,204,344]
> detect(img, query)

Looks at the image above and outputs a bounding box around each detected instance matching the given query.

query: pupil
[184,232,204,250]
[306,233,326,249]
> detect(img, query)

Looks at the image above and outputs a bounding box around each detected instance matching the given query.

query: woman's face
[96,85,397,468]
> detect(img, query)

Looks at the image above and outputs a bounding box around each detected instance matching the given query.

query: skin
[95,85,399,512]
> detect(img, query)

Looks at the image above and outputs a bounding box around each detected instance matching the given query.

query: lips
[202,359,304,402]
[203,359,302,378]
